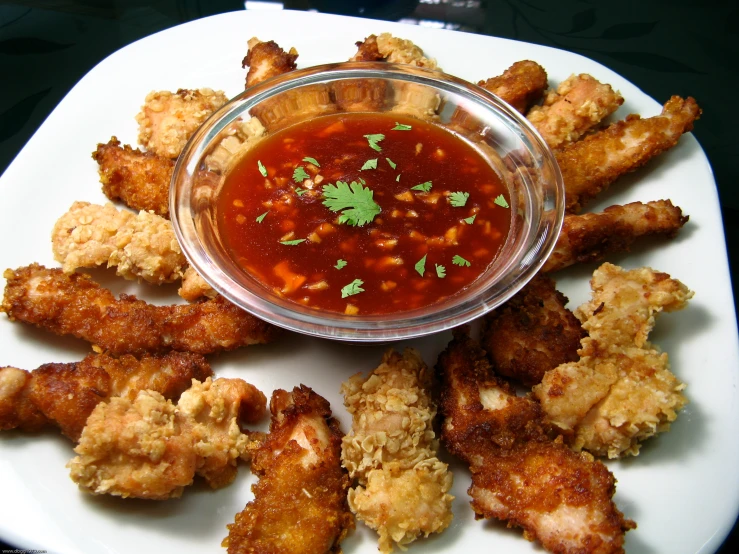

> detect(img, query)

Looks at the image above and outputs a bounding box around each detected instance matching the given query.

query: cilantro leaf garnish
[322,180,381,227]
[293,166,310,183]
[335,259,347,270]
[463,214,476,224]
[256,211,268,223]
[295,187,307,196]
[341,279,365,298]
[396,174,401,182]
[411,181,432,193]
[392,123,412,131]
[258,160,268,177]
[452,255,471,267]
[449,191,469,207]
[361,158,378,171]
[364,134,385,152]
[386,158,397,169]
[436,264,446,278]
[280,239,306,246]
[494,194,509,208]
[415,254,427,277]
[303,156,320,167]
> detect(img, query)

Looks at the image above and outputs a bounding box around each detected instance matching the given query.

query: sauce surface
[217,112,510,315]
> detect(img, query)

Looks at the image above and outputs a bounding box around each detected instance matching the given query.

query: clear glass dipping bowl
[171,62,564,342]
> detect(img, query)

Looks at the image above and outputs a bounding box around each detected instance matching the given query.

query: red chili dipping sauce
[217,112,510,315]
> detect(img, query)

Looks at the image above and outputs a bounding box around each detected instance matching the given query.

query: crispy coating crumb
[243,37,298,88]
[135,88,228,159]
[533,263,693,458]
[92,137,173,217]
[481,275,586,387]
[478,60,548,113]
[527,74,623,149]
[341,349,453,552]
[52,201,186,284]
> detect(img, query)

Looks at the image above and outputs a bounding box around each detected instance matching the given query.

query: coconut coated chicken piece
[478,60,548,113]
[0,351,212,441]
[135,88,228,159]
[224,385,354,554]
[350,33,438,69]
[341,349,454,553]
[542,200,689,273]
[533,263,693,458]
[557,96,701,213]
[92,137,174,217]
[437,328,635,553]
[527,74,623,149]
[243,37,298,88]
[1,264,279,356]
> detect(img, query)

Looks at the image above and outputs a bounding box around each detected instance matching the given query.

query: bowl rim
[171,61,565,342]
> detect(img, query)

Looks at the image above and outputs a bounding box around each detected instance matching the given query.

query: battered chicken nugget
[557,96,701,213]
[351,33,438,69]
[527,74,623,149]
[481,274,585,387]
[341,349,453,553]
[0,351,212,441]
[243,37,298,88]
[135,88,228,159]
[478,60,548,113]
[533,263,693,458]
[178,266,217,301]
[225,385,354,554]
[543,200,689,273]
[1,264,279,356]
[52,201,186,284]
[93,137,173,217]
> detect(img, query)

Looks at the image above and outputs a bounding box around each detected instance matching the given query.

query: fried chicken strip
[341,349,453,553]
[135,88,229,159]
[481,275,586,387]
[0,351,212,441]
[68,377,266,499]
[527,74,623,149]
[243,37,298,88]
[92,137,174,217]
[1,264,279,356]
[225,385,354,554]
[543,200,689,273]
[533,263,693,458]
[350,33,438,69]
[558,96,701,213]
[437,328,635,553]
[478,60,548,113]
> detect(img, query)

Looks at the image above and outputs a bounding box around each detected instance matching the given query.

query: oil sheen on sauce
[217,112,510,315]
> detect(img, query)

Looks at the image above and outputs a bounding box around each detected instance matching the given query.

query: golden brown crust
[0,367,48,432]
[243,38,298,88]
[478,60,548,113]
[1,264,280,356]
[481,275,586,387]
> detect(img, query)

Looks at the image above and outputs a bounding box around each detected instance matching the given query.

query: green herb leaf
[411,181,432,193]
[463,214,476,224]
[280,239,306,246]
[256,211,268,223]
[258,160,268,177]
[303,156,320,167]
[295,187,307,196]
[386,158,397,169]
[322,180,382,227]
[494,194,509,208]
[452,255,471,267]
[415,254,427,277]
[364,133,385,152]
[293,166,310,183]
[341,279,365,298]
[335,259,347,270]
[396,174,401,182]
[392,122,412,131]
[449,191,469,207]
[435,264,446,278]
[361,158,378,171]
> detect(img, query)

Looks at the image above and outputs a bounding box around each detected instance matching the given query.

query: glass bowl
[171,62,564,342]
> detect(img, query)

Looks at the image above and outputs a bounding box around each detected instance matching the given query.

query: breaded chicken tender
[243,37,298,88]
[351,33,438,69]
[178,266,217,301]
[136,88,228,159]
[543,200,689,273]
[1,264,279,356]
[341,349,453,553]
[557,96,701,213]
[533,263,693,458]
[225,385,354,554]
[52,201,186,284]
[93,137,174,217]
[68,377,267,499]
[527,74,623,149]
[478,60,548,113]
[0,351,212,441]
[437,328,635,554]
[481,275,585,387]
